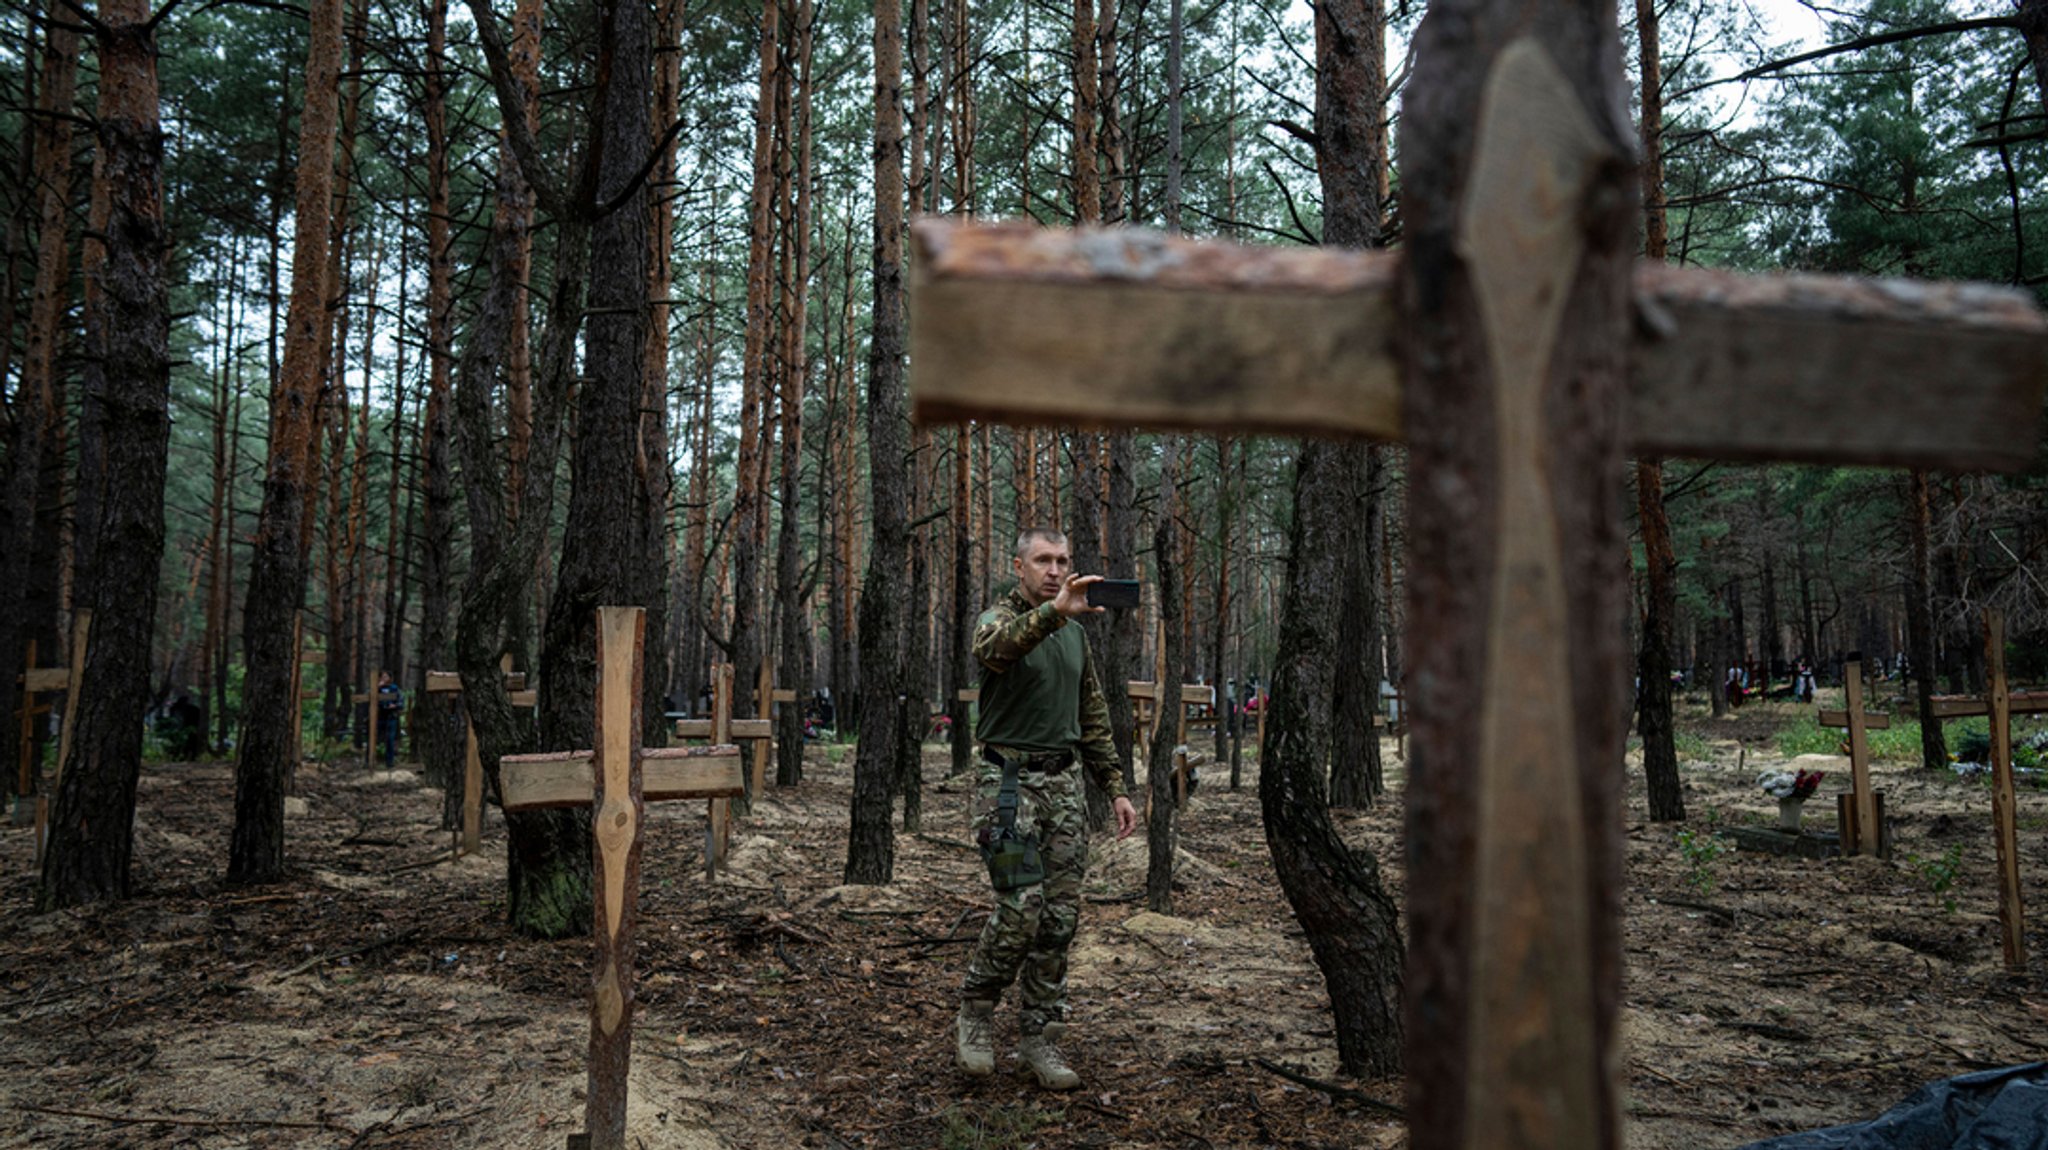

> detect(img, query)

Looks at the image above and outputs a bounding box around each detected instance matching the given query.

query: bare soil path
[2,694,2043,1148]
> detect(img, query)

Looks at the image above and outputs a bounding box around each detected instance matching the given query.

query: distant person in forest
[953,528,1137,1091]
[375,670,404,769]
[1795,658,1817,703]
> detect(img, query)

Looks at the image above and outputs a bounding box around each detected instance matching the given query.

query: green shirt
[972,588,1123,799]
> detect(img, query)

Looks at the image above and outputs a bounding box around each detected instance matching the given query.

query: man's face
[1014,536,1072,606]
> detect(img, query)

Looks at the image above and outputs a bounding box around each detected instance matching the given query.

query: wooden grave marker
[672,663,776,876]
[18,611,91,860]
[496,606,743,1150]
[907,16,2046,1141]
[1817,654,1889,857]
[1918,610,2034,973]
[424,657,539,856]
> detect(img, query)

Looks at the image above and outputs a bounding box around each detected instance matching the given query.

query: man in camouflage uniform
[955,528,1138,1089]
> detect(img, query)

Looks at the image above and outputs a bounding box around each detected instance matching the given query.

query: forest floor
[2,692,2046,1149]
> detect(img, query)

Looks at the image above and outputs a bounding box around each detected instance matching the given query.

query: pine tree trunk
[1905,470,1947,770]
[1,15,77,799]
[1252,0,1404,1077]
[534,0,656,917]
[774,0,816,788]
[732,0,782,761]
[1145,440,1183,913]
[846,0,906,885]
[37,0,169,909]
[419,0,464,819]
[229,0,345,883]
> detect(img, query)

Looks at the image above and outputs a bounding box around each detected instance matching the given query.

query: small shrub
[1675,828,1724,894]
[1906,843,1964,914]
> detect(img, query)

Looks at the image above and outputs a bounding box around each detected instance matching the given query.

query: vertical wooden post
[753,658,772,795]
[1985,611,2026,973]
[461,715,482,856]
[585,605,646,1150]
[16,639,35,795]
[1843,654,1877,856]
[288,615,305,773]
[706,662,733,877]
[36,611,91,864]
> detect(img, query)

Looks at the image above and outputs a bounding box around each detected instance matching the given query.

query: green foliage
[938,1102,1063,1150]
[1675,827,1724,894]
[1775,715,1960,763]
[1671,728,1709,761]
[1905,843,1964,914]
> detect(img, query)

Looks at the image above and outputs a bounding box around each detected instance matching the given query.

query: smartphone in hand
[1086,579,1142,609]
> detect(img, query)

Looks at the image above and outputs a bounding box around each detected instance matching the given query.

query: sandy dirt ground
[2,693,2044,1148]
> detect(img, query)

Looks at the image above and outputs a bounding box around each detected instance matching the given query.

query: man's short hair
[1014,528,1068,559]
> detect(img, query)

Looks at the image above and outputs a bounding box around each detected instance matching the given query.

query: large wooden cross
[907,16,2045,1149]
[1816,654,1889,855]
[496,606,744,1150]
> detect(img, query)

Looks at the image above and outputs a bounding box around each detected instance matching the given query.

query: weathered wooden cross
[422,658,538,856]
[908,17,2045,1147]
[1924,609,2037,973]
[672,662,783,875]
[496,606,743,1150]
[17,610,90,861]
[1816,653,1890,856]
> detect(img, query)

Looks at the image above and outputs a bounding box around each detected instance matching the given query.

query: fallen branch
[1249,1058,1405,1118]
[17,1103,346,1132]
[913,832,977,854]
[276,926,424,979]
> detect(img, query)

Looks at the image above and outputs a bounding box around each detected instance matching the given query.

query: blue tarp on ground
[1736,1063,2048,1149]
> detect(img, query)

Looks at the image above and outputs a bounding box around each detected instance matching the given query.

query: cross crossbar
[910,221,2048,473]
[499,745,745,810]
[1924,691,2048,719]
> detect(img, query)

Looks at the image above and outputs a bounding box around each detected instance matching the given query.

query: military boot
[1019,1021,1080,1090]
[954,1000,995,1077]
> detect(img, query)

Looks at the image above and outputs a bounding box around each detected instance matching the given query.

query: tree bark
[775,0,816,788]
[1634,0,1682,823]
[732,0,782,764]
[1261,444,1404,1077]
[1145,439,1183,913]
[2,12,78,800]
[846,0,907,885]
[418,0,465,821]
[1904,470,1946,770]
[37,0,169,909]
[230,0,345,884]
[1252,0,1404,1078]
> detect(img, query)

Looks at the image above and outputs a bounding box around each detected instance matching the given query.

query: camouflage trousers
[960,752,1088,1036]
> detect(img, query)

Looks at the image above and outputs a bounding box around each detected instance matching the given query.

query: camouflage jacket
[972,587,1123,799]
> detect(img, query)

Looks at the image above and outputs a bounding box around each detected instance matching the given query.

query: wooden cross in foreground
[908,16,2045,1147]
[496,606,743,1150]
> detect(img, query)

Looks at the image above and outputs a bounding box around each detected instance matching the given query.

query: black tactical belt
[983,748,1074,774]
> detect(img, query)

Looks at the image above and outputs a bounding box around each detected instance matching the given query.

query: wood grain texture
[1925,691,2048,718]
[909,222,2047,472]
[21,668,69,693]
[1457,40,1608,1150]
[586,605,645,1150]
[461,722,481,854]
[497,748,743,809]
[1818,709,1890,730]
[1843,660,1878,856]
[1985,612,2027,973]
